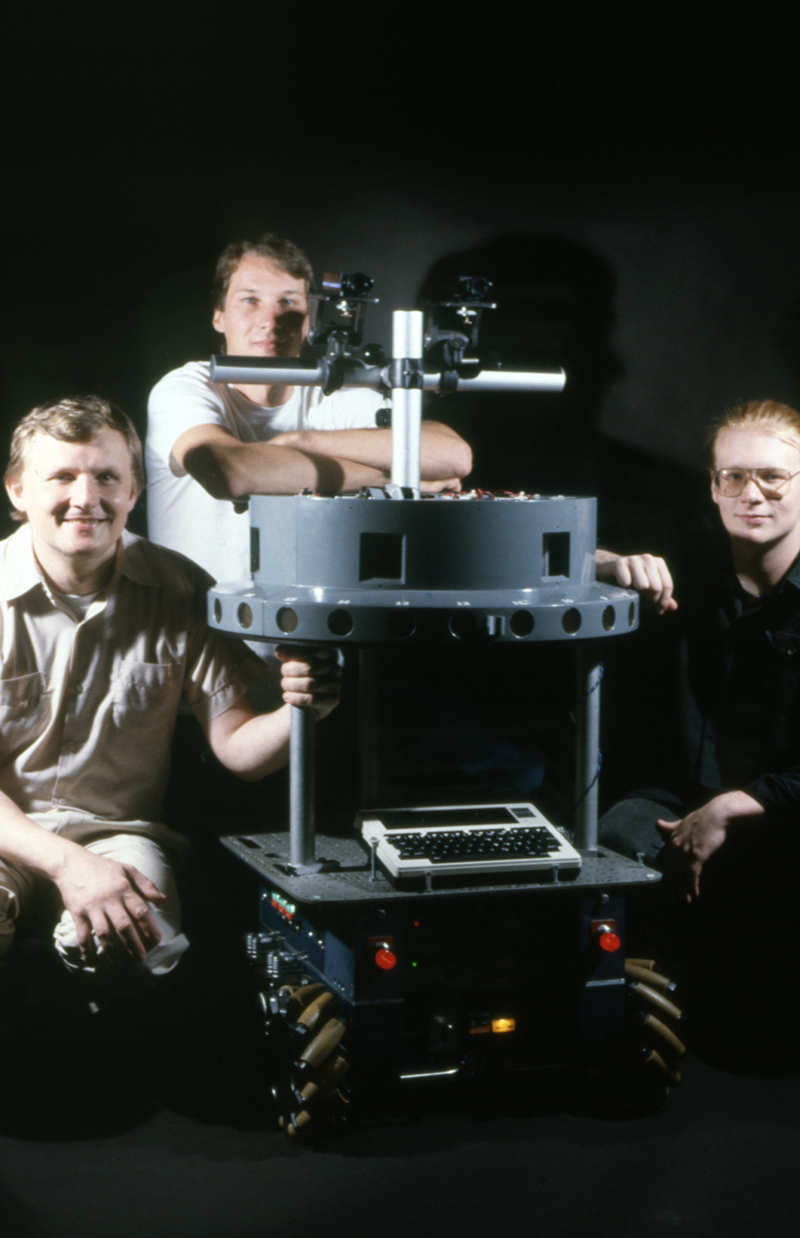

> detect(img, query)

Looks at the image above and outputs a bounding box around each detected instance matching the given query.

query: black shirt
[603,524,800,819]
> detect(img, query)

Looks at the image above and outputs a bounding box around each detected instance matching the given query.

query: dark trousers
[598,790,685,869]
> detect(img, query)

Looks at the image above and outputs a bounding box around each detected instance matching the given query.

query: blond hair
[707,399,800,465]
[5,396,143,522]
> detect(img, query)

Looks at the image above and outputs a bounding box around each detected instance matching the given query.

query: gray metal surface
[574,648,602,851]
[210,579,637,644]
[222,831,660,904]
[252,492,596,591]
[208,492,639,644]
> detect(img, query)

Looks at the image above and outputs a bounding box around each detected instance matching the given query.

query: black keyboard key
[392,827,560,865]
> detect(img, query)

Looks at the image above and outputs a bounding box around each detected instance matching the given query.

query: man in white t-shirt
[145,234,676,610]
[145,233,473,585]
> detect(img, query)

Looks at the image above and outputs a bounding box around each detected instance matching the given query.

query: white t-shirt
[145,361,387,583]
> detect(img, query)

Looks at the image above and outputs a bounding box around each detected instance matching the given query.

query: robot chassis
[207,281,683,1134]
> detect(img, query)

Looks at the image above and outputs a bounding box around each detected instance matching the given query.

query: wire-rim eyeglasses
[711,467,800,498]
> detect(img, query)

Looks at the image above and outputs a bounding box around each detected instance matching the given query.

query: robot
[206,276,683,1135]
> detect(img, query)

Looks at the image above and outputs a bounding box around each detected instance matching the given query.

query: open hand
[657,805,729,901]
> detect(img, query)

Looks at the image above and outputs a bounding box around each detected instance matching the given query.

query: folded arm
[172,421,471,501]
[270,422,472,483]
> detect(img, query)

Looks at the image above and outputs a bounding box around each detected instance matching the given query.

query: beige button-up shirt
[0,526,262,827]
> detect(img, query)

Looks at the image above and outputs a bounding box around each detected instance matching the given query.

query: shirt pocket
[0,672,52,753]
[111,662,182,731]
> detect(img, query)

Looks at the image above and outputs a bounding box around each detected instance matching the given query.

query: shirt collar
[117,529,162,587]
[0,526,159,601]
[755,550,800,601]
[0,525,44,601]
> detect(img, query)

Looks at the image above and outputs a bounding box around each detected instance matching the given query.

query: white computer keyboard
[357,802,582,879]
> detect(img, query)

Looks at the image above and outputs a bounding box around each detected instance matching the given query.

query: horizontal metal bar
[211,355,566,395]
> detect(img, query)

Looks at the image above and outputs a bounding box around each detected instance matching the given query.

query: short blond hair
[5,396,144,519]
[707,399,800,466]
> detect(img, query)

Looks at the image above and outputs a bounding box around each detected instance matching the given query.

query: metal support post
[391,310,424,489]
[573,644,602,853]
[289,705,316,868]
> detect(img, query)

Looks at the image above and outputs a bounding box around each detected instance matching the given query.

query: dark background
[6,3,798,814]
[3,10,800,1236]
[4,7,799,539]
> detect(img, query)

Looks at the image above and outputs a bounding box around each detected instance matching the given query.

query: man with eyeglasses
[599,399,800,912]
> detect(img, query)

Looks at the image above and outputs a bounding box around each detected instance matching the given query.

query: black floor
[2,1052,799,1238]
[2,944,799,1238]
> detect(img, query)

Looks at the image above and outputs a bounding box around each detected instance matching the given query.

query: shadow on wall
[418,232,705,557]
[776,293,800,397]
[418,233,621,490]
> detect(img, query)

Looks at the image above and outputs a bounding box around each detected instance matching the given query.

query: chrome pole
[573,644,601,852]
[391,310,424,489]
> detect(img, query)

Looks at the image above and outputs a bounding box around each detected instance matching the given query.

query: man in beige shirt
[0,395,339,1002]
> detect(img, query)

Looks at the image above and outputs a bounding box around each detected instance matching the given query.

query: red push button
[591,918,621,953]
[374,946,397,970]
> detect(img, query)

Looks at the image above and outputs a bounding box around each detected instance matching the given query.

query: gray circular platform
[207,491,639,644]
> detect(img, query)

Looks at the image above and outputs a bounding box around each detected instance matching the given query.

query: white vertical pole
[391,310,424,490]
